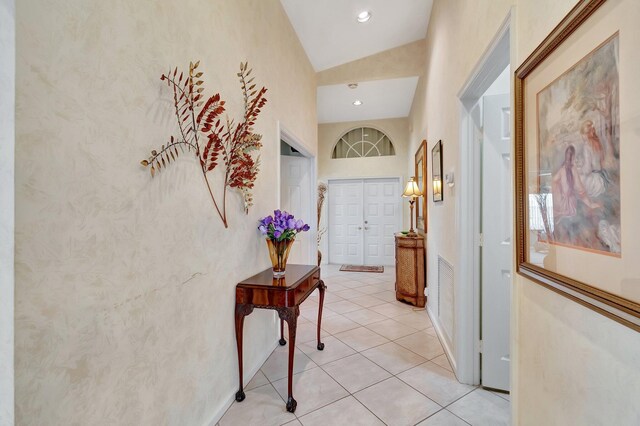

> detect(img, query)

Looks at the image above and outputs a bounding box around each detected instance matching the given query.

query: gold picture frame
[515,0,640,331]
[415,140,427,232]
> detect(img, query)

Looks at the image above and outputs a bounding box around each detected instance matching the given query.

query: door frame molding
[455,9,514,386]
[277,122,317,265]
[327,176,403,265]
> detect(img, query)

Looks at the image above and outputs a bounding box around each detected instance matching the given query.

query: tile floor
[220,265,511,426]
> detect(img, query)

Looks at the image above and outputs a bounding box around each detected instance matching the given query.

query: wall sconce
[433,177,442,200]
[402,177,423,237]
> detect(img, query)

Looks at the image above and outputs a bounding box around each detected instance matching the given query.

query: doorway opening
[327,177,402,266]
[456,11,513,392]
[278,123,317,265]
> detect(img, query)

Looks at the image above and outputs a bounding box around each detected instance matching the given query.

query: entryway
[327,177,401,266]
[456,12,512,393]
[279,124,316,265]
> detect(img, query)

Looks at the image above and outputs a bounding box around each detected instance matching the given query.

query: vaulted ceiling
[280,0,433,123]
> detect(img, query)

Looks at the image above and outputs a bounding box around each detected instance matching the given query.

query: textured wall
[14,0,316,425]
[317,40,426,86]
[0,0,15,424]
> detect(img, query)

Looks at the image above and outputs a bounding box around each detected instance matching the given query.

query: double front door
[328,178,401,266]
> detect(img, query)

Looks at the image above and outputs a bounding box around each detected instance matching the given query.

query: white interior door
[281,154,312,264]
[363,179,400,265]
[481,93,512,391]
[328,180,364,265]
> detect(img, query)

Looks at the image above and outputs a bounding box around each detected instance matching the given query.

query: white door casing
[280,154,312,265]
[328,178,400,266]
[481,93,512,391]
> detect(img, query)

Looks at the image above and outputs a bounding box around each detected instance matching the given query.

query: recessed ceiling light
[353,100,363,106]
[357,11,371,23]
[347,83,358,89]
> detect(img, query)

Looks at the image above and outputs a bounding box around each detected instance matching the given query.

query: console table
[234,264,325,413]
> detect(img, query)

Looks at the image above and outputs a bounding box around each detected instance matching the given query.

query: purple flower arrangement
[259,210,310,241]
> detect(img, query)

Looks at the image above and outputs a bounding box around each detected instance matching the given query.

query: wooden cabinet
[395,234,426,307]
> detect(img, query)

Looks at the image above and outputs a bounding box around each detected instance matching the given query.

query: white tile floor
[220,265,510,426]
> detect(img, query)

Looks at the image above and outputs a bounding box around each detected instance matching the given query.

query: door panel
[363,179,400,266]
[481,93,511,391]
[281,155,312,264]
[329,180,364,265]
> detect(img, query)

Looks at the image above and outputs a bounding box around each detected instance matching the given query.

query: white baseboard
[206,340,278,426]
[427,305,458,373]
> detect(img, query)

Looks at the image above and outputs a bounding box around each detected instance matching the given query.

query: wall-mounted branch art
[515,0,640,331]
[140,61,268,228]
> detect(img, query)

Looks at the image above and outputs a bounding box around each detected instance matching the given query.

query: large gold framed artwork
[515,0,640,331]
[415,140,427,232]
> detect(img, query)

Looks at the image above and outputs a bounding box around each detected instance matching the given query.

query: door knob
[358,226,363,230]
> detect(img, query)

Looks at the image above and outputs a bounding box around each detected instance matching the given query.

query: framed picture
[432,140,443,202]
[515,0,640,331]
[415,140,427,232]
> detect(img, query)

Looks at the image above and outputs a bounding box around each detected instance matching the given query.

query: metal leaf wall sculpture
[141,61,268,228]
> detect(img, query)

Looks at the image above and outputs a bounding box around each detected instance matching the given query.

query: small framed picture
[431,140,443,202]
[415,140,427,231]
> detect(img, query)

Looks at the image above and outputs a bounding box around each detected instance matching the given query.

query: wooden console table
[234,264,325,413]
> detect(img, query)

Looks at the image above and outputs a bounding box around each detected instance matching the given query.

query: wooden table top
[237,264,319,290]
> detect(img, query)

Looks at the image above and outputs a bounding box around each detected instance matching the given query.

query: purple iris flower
[258,210,310,240]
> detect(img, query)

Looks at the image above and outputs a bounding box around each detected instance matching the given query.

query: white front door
[328,180,364,265]
[329,178,400,266]
[363,179,400,265]
[481,93,512,391]
[281,154,312,264]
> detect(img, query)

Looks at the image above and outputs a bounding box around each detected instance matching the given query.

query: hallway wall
[411,0,640,424]
[407,0,513,368]
[14,0,316,424]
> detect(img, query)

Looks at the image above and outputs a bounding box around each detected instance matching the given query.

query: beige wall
[317,40,425,86]
[14,0,316,425]
[411,0,640,424]
[0,0,15,424]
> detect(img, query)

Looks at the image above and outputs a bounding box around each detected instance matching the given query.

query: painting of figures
[537,33,620,256]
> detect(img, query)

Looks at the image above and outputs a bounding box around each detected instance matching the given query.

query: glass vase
[266,238,294,277]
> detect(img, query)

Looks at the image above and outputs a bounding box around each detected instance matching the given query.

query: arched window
[331,127,396,159]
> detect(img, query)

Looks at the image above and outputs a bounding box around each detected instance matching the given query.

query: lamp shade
[402,177,423,198]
